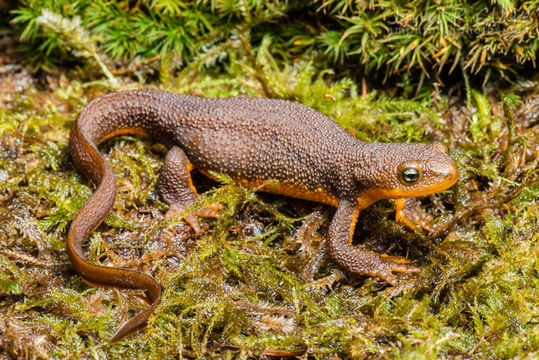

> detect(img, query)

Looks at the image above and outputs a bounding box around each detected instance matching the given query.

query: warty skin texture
[68,89,459,342]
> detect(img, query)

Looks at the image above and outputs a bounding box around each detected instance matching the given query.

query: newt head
[354,141,459,202]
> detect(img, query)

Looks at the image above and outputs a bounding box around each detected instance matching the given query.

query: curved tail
[67,98,161,343]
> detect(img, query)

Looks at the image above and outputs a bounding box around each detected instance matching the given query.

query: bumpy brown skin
[68,89,458,342]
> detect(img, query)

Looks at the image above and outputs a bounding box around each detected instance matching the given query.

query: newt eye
[400,168,420,184]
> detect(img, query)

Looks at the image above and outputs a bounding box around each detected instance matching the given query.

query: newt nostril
[430,159,458,182]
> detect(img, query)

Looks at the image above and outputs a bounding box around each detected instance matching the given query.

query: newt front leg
[327,199,418,285]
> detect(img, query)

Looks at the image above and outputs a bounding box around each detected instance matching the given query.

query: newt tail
[68,122,161,344]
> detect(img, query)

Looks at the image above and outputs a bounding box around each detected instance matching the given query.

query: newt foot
[396,198,434,232]
[376,254,419,285]
[165,203,223,233]
[194,203,223,218]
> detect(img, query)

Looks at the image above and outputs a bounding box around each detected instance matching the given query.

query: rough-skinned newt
[68,89,458,342]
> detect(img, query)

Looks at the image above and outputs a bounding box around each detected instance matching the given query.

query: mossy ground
[1,7,538,360]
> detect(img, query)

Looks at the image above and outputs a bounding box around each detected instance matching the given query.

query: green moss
[9,0,539,88]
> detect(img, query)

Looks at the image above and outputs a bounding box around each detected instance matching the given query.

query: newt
[68,89,458,342]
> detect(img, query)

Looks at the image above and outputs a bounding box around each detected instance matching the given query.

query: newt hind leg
[158,146,221,233]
